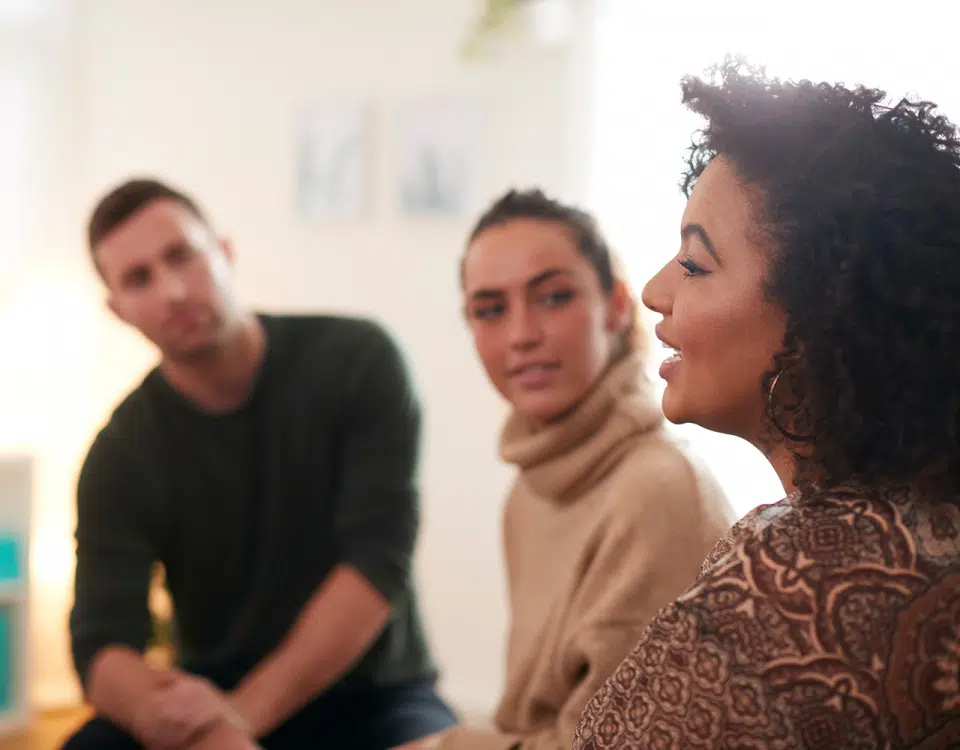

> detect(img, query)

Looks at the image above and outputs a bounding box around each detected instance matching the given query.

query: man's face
[95,198,239,360]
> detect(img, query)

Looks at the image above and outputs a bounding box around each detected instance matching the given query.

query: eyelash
[542,289,574,307]
[472,290,574,320]
[678,257,708,278]
[472,304,503,320]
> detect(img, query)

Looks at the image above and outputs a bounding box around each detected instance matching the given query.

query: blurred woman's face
[463,218,629,424]
[642,157,788,442]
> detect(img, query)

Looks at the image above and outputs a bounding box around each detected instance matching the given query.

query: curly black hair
[681,58,960,493]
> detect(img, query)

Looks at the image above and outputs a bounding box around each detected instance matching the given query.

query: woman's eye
[678,257,709,278]
[473,304,504,320]
[540,290,574,307]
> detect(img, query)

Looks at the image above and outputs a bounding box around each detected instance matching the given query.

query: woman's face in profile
[463,217,628,423]
[642,157,788,441]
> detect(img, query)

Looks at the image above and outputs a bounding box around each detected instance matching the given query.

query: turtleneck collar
[499,354,663,501]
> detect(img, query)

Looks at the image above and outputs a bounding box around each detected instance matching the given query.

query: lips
[655,324,682,361]
[510,362,559,376]
[655,324,683,381]
[169,311,201,328]
[509,361,560,388]
[166,307,206,334]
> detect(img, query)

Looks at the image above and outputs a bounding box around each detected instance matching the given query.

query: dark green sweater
[70,314,436,692]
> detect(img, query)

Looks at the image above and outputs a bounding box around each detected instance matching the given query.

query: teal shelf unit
[0,457,31,735]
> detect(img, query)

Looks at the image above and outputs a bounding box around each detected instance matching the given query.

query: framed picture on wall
[394,97,475,218]
[296,98,373,221]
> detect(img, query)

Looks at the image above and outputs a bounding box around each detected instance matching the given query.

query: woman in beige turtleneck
[397,189,736,750]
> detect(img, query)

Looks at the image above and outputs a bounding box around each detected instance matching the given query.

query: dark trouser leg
[60,717,142,750]
[262,680,459,750]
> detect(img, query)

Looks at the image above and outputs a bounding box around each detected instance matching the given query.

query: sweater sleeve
[332,322,422,605]
[442,442,729,750]
[439,622,646,750]
[69,427,157,688]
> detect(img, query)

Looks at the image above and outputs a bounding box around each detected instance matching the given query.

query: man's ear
[218,236,235,264]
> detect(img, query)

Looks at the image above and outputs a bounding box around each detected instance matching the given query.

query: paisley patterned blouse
[572,486,960,749]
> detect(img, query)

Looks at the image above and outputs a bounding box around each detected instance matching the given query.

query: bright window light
[0,0,56,25]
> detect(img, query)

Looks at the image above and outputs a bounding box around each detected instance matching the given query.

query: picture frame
[394,97,475,218]
[295,98,373,221]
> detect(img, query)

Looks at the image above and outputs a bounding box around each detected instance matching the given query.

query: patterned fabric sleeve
[571,578,799,747]
[572,492,960,749]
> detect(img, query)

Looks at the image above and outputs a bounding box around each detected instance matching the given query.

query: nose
[506,305,543,351]
[157,268,188,304]
[641,258,674,316]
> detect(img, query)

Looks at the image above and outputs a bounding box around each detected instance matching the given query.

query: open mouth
[513,362,558,375]
[662,344,683,365]
[509,362,561,388]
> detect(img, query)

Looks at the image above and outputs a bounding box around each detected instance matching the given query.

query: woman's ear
[606,278,635,335]
[779,337,805,365]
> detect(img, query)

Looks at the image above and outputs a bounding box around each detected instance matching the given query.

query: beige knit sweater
[440,356,737,750]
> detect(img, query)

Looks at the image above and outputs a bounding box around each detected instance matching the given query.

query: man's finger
[153,710,195,749]
[151,695,207,747]
[162,688,224,742]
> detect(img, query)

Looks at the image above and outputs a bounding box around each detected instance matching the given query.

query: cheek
[119,293,153,323]
[549,304,612,374]
[186,263,215,295]
[471,326,507,385]
[676,292,783,382]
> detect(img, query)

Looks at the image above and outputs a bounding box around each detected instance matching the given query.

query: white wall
[0,0,103,712]
[26,0,595,714]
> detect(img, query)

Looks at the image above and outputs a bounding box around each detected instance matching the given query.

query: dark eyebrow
[681,223,722,265]
[527,268,570,288]
[469,288,502,302]
[164,239,191,255]
[469,268,572,301]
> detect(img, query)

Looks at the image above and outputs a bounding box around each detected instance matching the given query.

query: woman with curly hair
[572,60,960,749]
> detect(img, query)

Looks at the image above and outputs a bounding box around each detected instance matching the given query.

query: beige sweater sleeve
[436,621,645,750]
[436,623,648,750]
[441,444,726,750]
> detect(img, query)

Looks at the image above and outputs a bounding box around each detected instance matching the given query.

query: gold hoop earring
[766,367,812,443]
[767,369,784,411]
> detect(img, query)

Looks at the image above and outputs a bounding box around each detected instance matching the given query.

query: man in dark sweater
[62,179,456,750]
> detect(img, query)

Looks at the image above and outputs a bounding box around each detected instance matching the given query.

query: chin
[663,385,723,428]
[661,392,721,431]
[167,337,220,361]
[662,409,694,426]
[662,395,751,439]
[660,388,690,425]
